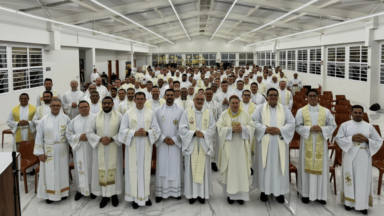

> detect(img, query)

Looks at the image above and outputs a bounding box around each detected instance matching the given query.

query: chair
[2,129,13,148]
[363,113,369,123]
[328,125,340,159]
[373,125,382,136]
[329,166,337,195]
[289,163,297,183]
[69,162,74,181]
[289,132,301,151]
[19,140,38,193]
[335,113,350,126]
[330,141,342,184]
[372,140,384,195]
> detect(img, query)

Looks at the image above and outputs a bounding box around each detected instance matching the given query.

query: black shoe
[276,195,285,204]
[100,197,110,208]
[90,193,97,199]
[317,200,326,205]
[237,200,244,205]
[227,197,234,204]
[146,199,152,206]
[29,169,35,176]
[251,168,254,176]
[111,195,119,207]
[176,196,181,200]
[189,198,196,204]
[198,197,205,204]
[344,205,352,211]
[61,197,67,201]
[132,202,139,209]
[211,163,218,172]
[260,192,268,202]
[301,197,309,204]
[74,192,83,201]
[361,209,368,215]
[156,197,163,203]
[45,199,53,204]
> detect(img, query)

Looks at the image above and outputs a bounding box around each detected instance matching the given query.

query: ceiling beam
[36,0,52,19]
[317,0,341,9]
[71,0,99,12]
[154,8,164,18]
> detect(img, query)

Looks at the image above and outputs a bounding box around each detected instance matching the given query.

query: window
[239,53,253,66]
[309,48,321,75]
[279,51,286,69]
[271,53,276,68]
[0,46,8,94]
[202,53,216,66]
[327,47,345,78]
[221,53,236,66]
[257,52,274,66]
[168,53,182,66]
[349,46,368,82]
[12,47,44,91]
[287,50,296,71]
[297,50,308,73]
[152,54,166,68]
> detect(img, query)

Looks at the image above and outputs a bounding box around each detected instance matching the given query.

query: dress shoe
[45,199,53,204]
[361,209,368,215]
[189,198,196,204]
[90,193,97,199]
[146,199,152,206]
[198,197,205,204]
[211,163,218,172]
[301,197,309,204]
[344,205,352,211]
[156,197,163,203]
[227,197,234,204]
[260,192,268,202]
[74,192,83,201]
[276,195,285,204]
[132,202,139,209]
[111,195,119,207]
[176,196,181,200]
[61,197,67,201]
[100,197,110,208]
[317,200,326,205]
[237,200,244,205]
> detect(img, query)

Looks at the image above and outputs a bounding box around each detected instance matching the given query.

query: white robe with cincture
[154,104,184,198]
[62,90,84,119]
[203,100,222,163]
[33,112,70,201]
[252,104,295,196]
[335,120,383,210]
[179,106,216,199]
[175,99,193,110]
[118,107,161,206]
[32,104,51,127]
[295,105,336,201]
[66,113,95,196]
[86,111,123,197]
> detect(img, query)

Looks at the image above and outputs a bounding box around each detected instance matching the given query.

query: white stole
[278,89,291,106]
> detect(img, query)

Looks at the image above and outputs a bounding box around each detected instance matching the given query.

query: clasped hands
[222,98,229,105]
[71,102,77,108]
[265,127,280,135]
[134,128,148,137]
[232,123,242,133]
[164,137,175,145]
[80,134,88,141]
[195,130,204,138]
[352,133,369,143]
[99,136,112,146]
[310,125,322,133]
[18,120,29,126]
[39,154,47,162]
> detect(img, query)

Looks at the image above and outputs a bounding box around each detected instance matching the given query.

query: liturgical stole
[40,90,58,105]
[302,105,326,175]
[278,89,291,106]
[12,104,36,144]
[187,106,210,184]
[144,99,165,110]
[261,103,286,175]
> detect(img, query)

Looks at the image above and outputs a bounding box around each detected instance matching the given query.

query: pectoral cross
[173,119,179,126]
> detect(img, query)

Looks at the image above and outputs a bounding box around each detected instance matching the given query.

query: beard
[103,107,112,113]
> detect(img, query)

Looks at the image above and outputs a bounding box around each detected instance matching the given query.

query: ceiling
[1,0,383,46]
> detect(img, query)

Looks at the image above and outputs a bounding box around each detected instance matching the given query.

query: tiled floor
[1,104,384,216]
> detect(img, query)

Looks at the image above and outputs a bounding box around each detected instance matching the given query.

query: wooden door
[115,60,119,79]
[108,60,112,84]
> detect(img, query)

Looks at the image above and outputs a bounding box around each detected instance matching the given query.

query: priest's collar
[228,108,241,118]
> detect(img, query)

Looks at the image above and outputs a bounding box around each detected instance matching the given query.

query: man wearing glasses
[87,96,123,208]
[66,100,97,201]
[34,98,71,204]
[252,88,295,204]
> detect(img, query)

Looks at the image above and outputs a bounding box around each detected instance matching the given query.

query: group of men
[6,64,382,215]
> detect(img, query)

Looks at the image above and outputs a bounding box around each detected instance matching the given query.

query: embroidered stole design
[302,105,326,175]
[187,106,210,184]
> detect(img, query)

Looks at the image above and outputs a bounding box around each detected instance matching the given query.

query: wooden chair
[330,141,342,183]
[2,129,13,148]
[363,113,369,123]
[373,125,382,136]
[19,140,38,193]
[328,125,340,159]
[372,140,384,195]
[35,164,39,194]
[329,166,337,195]
[289,163,298,183]
[335,113,350,126]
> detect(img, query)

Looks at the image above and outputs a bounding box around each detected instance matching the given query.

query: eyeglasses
[50,105,62,108]
[243,94,251,97]
[102,102,113,105]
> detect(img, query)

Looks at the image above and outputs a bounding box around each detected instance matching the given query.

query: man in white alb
[89,91,102,114]
[91,68,101,84]
[36,78,61,108]
[278,81,293,110]
[118,88,135,114]
[250,82,266,105]
[113,89,126,111]
[176,87,193,109]
[62,80,84,119]
[214,81,233,111]
[33,91,53,127]
[233,80,245,101]
[289,73,303,96]
[95,78,109,101]
[144,86,165,111]
[266,75,279,92]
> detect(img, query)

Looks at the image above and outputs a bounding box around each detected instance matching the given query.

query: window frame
[348,46,368,82]
[327,46,346,79]
[297,49,308,73]
[309,48,321,75]
[202,53,217,66]
[0,45,9,95]
[239,52,253,66]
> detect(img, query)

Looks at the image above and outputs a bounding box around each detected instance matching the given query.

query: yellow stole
[240,102,256,116]
[96,110,119,186]
[302,105,326,175]
[261,103,286,175]
[12,105,36,144]
[278,89,291,105]
[187,106,210,184]
[144,98,165,110]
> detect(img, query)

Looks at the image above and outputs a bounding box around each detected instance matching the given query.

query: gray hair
[50,98,62,105]
[194,93,205,99]
[89,84,96,88]
[70,80,78,84]
[181,87,188,90]
[96,77,102,81]
[279,80,286,84]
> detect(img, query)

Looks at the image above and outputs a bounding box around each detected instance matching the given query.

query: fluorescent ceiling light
[169,0,191,41]
[228,0,318,44]
[210,0,237,41]
[90,0,174,44]
[0,6,157,47]
[246,11,384,47]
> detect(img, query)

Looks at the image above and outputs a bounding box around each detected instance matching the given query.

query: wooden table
[0,152,21,216]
